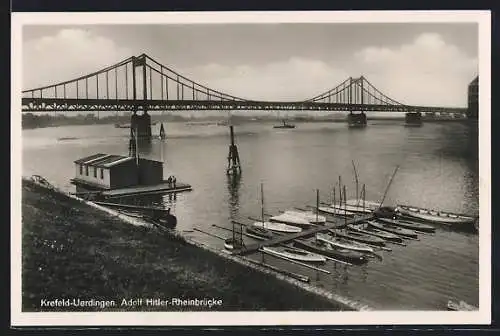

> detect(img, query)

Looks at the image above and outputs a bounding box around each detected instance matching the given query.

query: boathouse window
[100,168,104,179]
[79,164,83,175]
[85,165,89,176]
[94,167,97,178]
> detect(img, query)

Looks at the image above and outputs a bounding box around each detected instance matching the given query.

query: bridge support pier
[405,112,423,127]
[347,112,367,128]
[130,111,152,140]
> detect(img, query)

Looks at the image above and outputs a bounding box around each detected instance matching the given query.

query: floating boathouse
[71,153,163,190]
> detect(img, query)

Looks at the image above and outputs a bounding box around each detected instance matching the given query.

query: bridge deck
[232,214,373,255]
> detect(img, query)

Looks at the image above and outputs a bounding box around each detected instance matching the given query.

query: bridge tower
[130,55,152,141]
[347,77,367,128]
[404,111,423,126]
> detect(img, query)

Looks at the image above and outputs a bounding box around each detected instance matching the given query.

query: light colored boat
[328,204,373,214]
[396,205,476,225]
[316,233,374,253]
[284,210,326,224]
[253,221,302,233]
[261,246,326,263]
[447,300,477,311]
[270,212,312,227]
[346,199,381,210]
[318,206,355,216]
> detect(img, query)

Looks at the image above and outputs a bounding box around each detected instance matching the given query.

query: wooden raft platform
[231,214,374,256]
[102,182,192,198]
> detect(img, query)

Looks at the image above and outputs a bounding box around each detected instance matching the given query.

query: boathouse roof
[74,153,162,168]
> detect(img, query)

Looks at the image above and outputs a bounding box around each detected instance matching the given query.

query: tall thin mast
[352,160,359,205]
[260,182,265,224]
[316,189,319,224]
[378,165,400,210]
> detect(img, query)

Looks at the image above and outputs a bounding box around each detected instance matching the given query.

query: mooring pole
[343,185,347,227]
[316,189,319,224]
[338,176,342,207]
[352,160,359,204]
[226,124,241,175]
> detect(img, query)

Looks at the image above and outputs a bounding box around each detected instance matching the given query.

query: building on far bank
[71,153,163,190]
[467,76,478,119]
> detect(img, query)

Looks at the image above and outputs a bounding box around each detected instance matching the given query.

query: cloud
[23,29,132,89]
[354,33,478,107]
[179,58,349,101]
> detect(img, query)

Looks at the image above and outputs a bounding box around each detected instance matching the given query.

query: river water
[22,119,479,310]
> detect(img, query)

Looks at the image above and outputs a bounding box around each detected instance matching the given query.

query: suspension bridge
[22,53,468,133]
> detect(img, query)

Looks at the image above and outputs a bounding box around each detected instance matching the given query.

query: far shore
[21,114,473,130]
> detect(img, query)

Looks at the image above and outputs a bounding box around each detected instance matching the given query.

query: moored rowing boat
[317,206,355,216]
[327,204,373,214]
[282,210,326,224]
[331,229,386,246]
[377,217,435,233]
[293,239,368,264]
[245,226,274,239]
[396,205,476,225]
[253,220,302,233]
[261,246,326,263]
[348,224,404,243]
[316,233,374,253]
[269,212,315,228]
[367,220,418,239]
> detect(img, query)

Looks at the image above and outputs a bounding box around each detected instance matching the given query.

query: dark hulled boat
[368,220,419,239]
[273,120,296,129]
[293,238,368,264]
[329,229,386,246]
[348,224,404,243]
[377,217,435,233]
[245,225,274,239]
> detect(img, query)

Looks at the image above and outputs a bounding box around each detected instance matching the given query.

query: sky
[22,23,479,107]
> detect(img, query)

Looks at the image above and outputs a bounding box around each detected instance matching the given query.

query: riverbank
[21,179,351,312]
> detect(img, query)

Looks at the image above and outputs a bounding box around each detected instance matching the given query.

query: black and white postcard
[11,10,491,326]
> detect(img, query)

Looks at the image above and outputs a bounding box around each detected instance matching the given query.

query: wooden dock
[102,182,192,198]
[231,214,373,255]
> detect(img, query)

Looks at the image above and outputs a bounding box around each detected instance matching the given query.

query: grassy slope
[22,180,347,312]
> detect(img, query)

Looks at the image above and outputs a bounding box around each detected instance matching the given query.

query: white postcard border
[11,10,491,326]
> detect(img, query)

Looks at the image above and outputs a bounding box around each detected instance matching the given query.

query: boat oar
[212,224,268,241]
[193,228,227,241]
[231,220,250,227]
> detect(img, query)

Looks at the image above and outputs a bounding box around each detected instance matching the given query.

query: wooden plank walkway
[232,214,374,255]
[102,182,192,198]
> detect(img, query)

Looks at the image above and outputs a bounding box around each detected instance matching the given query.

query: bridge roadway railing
[232,214,374,256]
[21,98,467,114]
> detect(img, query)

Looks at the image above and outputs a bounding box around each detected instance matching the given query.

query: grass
[21,179,349,312]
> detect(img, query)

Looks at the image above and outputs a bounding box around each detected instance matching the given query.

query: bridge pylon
[404,111,423,127]
[130,55,152,141]
[347,76,367,128]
